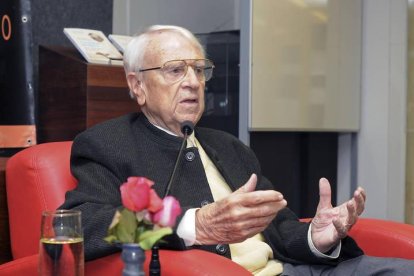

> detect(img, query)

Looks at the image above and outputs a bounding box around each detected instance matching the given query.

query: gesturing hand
[311,178,366,253]
[195,174,287,245]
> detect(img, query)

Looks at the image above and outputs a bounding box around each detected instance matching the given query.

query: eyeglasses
[138,59,215,84]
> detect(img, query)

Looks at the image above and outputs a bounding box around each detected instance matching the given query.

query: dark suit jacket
[60,113,363,264]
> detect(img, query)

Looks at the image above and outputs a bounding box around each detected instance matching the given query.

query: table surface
[0,249,252,275]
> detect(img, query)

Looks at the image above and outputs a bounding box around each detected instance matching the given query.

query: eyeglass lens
[162,60,213,83]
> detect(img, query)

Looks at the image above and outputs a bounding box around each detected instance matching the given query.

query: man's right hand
[194,174,287,245]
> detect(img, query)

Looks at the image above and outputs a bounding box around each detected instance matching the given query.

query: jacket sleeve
[59,134,125,260]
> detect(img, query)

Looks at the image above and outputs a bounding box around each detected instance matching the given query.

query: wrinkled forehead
[143,31,205,66]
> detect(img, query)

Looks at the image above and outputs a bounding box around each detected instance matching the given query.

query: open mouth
[181,98,198,104]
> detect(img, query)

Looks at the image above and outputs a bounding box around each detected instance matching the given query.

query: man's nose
[183,66,201,87]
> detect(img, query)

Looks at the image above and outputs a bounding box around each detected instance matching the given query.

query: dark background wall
[250,132,338,218]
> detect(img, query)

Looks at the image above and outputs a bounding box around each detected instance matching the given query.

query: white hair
[123,25,205,99]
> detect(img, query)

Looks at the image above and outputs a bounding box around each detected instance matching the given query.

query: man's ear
[126,73,146,106]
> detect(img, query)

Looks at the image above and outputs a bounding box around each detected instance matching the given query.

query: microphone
[163,121,194,197]
[154,122,194,275]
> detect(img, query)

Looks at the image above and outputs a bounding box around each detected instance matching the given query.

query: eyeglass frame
[137,59,215,84]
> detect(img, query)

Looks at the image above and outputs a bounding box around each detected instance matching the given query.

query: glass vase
[121,243,145,276]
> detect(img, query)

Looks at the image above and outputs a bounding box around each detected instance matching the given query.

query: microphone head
[181,121,194,136]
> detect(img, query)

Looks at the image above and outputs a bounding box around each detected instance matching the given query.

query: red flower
[120,177,163,212]
[106,176,182,249]
[148,189,163,212]
[153,196,182,227]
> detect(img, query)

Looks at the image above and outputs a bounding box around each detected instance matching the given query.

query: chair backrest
[6,141,76,259]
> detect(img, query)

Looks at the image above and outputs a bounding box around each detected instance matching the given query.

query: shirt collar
[152,123,196,147]
[153,124,177,136]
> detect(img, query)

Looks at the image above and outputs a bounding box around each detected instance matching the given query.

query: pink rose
[148,189,163,213]
[153,196,182,227]
[120,177,162,212]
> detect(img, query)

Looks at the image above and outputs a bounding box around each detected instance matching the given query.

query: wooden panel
[87,87,138,127]
[38,46,137,143]
[0,157,12,264]
[38,46,88,142]
[87,64,128,88]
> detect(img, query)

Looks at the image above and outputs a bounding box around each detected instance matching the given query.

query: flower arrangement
[104,176,182,250]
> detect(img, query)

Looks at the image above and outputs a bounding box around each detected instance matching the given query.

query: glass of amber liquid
[39,210,84,276]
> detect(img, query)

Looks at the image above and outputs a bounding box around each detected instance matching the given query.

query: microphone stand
[149,245,160,275]
[163,121,194,197]
[151,121,194,275]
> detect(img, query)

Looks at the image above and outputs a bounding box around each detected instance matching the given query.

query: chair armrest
[156,249,252,275]
[348,218,414,259]
[300,217,414,259]
[0,254,38,276]
[0,249,252,276]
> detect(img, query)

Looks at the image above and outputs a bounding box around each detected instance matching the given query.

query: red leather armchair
[0,141,250,275]
[1,142,414,275]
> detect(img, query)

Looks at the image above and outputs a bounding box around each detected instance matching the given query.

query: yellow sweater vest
[190,134,283,275]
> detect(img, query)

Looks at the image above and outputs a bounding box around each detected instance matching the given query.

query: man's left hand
[310,178,366,253]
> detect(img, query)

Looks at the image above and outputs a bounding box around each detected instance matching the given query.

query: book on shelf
[108,34,133,54]
[63,28,123,65]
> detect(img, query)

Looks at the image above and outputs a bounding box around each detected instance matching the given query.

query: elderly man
[60,25,414,275]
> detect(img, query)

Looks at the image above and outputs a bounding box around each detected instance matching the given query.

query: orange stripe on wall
[0,125,37,148]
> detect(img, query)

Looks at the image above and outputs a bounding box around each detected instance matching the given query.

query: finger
[355,187,367,210]
[317,178,333,211]
[353,189,365,216]
[236,199,287,219]
[346,201,357,227]
[357,187,366,202]
[234,174,257,194]
[239,190,285,207]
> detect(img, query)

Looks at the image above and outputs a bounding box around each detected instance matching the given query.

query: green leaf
[116,209,138,243]
[103,235,118,243]
[107,210,121,231]
[137,227,172,250]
